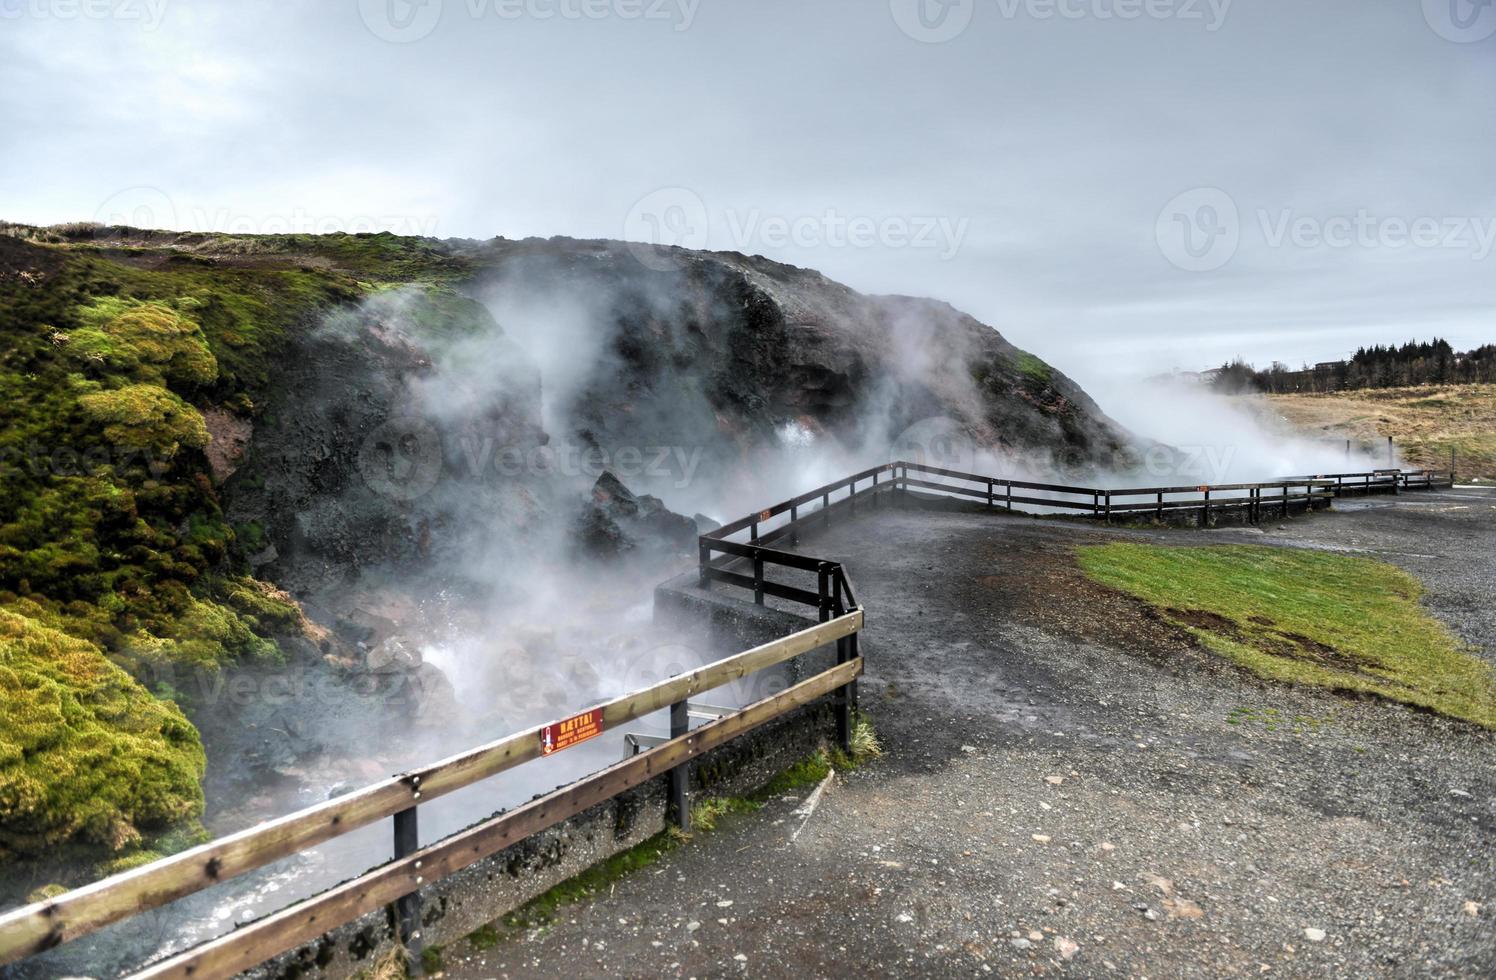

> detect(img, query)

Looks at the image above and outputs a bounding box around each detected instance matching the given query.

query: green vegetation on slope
[0,608,205,858]
[1077,543,1496,728]
[0,228,468,861]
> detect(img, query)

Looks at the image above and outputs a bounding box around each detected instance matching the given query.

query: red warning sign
[539,709,604,756]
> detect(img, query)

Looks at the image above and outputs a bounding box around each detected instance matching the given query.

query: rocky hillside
[0,223,1136,878]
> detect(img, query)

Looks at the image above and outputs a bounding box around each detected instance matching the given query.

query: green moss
[757,752,832,796]
[502,830,681,933]
[1014,351,1054,387]
[466,924,499,951]
[77,383,209,457]
[0,609,205,856]
[0,233,393,863]
[67,298,217,388]
[1077,542,1496,728]
[420,945,444,974]
[26,882,69,903]
[689,794,761,832]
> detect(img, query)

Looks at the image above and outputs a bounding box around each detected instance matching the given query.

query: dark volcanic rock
[225,236,1138,608]
[575,470,699,559]
[465,238,1136,473]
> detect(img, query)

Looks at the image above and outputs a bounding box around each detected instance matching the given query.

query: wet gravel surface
[444,489,1496,978]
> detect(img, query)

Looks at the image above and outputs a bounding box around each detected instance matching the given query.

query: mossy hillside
[0,231,468,859]
[0,608,205,858]
[0,247,327,673]
[1077,542,1496,728]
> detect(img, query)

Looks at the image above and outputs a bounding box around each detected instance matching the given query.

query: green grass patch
[465,923,499,951]
[1077,542,1496,728]
[1015,351,1053,384]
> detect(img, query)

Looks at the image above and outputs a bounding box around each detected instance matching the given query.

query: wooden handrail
[0,611,862,966]
[131,658,864,980]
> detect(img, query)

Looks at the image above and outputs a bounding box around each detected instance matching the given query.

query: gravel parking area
[443,489,1496,979]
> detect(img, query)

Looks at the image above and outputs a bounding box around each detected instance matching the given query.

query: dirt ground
[442,490,1496,979]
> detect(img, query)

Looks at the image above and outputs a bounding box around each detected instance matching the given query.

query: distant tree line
[1210,340,1496,393]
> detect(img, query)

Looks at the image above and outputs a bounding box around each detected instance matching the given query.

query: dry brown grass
[1263,383,1496,481]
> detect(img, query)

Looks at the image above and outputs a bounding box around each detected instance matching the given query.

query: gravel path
[443,489,1496,978]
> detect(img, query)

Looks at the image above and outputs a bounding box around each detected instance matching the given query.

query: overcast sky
[2,0,1493,388]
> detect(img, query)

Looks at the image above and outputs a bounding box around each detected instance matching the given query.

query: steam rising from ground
[1086,375,1397,484]
[70,267,1416,978]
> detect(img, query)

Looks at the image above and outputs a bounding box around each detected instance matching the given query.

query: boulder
[364,635,423,674]
[574,471,698,557]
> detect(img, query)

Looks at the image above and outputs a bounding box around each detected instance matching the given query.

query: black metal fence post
[828,567,853,754]
[1200,488,1210,528]
[698,539,710,589]
[752,549,765,605]
[668,700,691,831]
[393,803,423,967]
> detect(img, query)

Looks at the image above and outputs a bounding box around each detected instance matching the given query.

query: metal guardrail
[0,613,863,977]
